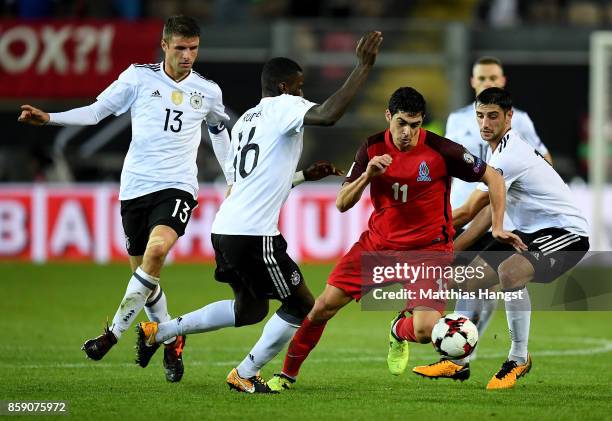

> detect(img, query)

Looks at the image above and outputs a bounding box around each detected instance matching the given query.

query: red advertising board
[0,184,605,263]
[0,20,162,98]
[0,184,372,263]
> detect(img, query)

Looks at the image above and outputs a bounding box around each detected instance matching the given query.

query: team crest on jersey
[190,92,203,109]
[125,236,130,250]
[171,90,183,105]
[290,270,301,286]
[463,152,475,164]
[416,161,431,182]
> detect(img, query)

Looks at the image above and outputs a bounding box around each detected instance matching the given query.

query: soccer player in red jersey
[267,87,525,391]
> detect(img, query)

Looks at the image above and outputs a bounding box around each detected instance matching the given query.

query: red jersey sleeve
[425,133,486,182]
[344,140,369,183]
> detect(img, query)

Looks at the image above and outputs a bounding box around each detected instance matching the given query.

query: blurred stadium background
[1,2,612,418]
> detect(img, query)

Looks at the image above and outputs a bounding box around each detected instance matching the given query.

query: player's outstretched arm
[336,154,390,212]
[479,165,505,233]
[453,188,490,229]
[19,101,116,127]
[292,161,343,187]
[479,165,527,251]
[18,105,50,126]
[454,206,492,251]
[304,31,383,127]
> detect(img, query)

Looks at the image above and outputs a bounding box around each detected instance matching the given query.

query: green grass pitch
[1,263,611,420]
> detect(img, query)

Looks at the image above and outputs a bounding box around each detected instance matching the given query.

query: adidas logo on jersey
[151,90,161,98]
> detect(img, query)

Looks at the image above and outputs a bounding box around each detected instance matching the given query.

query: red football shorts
[327,230,453,313]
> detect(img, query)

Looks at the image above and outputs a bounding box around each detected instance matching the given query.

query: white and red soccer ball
[431,313,479,359]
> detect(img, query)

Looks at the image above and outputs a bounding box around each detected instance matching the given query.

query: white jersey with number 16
[212,94,316,236]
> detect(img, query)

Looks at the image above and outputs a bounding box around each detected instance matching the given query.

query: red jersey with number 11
[344,128,486,250]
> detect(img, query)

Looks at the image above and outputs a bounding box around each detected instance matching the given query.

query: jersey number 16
[233,126,260,181]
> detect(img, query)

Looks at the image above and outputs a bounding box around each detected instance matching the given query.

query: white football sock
[454,297,482,320]
[236,312,300,378]
[155,299,235,343]
[110,267,159,340]
[144,286,175,345]
[476,297,498,337]
[505,287,531,364]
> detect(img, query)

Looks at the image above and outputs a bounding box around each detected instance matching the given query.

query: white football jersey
[446,102,548,211]
[477,130,588,236]
[211,94,317,236]
[96,62,229,200]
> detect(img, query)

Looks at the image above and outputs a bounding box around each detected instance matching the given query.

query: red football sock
[395,315,418,342]
[282,317,327,378]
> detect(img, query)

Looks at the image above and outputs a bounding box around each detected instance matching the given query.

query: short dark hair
[476,87,513,112]
[261,57,302,96]
[474,56,503,68]
[388,87,426,116]
[163,15,200,41]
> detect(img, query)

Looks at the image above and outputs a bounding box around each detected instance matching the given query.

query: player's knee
[414,326,432,343]
[234,302,269,327]
[293,293,315,319]
[413,319,436,343]
[279,299,312,322]
[144,235,171,263]
[415,328,432,343]
[497,261,521,290]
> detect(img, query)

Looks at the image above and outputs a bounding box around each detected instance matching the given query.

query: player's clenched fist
[304,160,344,181]
[366,154,392,179]
[18,105,50,126]
[355,31,383,67]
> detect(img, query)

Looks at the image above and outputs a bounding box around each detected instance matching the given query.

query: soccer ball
[431,313,478,359]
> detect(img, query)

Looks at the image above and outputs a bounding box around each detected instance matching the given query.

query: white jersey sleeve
[476,131,588,235]
[512,109,549,155]
[272,94,317,135]
[96,65,139,116]
[48,101,115,126]
[48,65,139,126]
[444,110,469,143]
[204,86,232,183]
[204,85,230,126]
[477,137,527,193]
[477,140,529,191]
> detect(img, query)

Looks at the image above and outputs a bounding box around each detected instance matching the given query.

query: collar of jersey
[160,61,192,84]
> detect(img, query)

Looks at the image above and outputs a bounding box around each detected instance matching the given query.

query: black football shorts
[478,227,589,283]
[211,233,304,300]
[120,188,198,256]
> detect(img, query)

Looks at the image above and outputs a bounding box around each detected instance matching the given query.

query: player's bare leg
[268,284,352,391]
[388,307,440,376]
[82,225,181,376]
[487,254,534,390]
